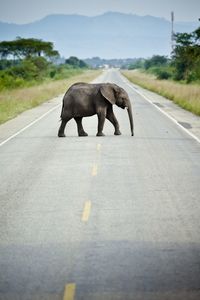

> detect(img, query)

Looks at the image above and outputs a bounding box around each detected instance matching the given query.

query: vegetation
[0,37,101,124]
[85,57,135,68]
[0,70,101,124]
[124,23,200,116]
[0,38,89,91]
[172,28,200,82]
[0,37,59,60]
[128,55,174,80]
[122,69,200,116]
[128,22,200,83]
[65,56,88,68]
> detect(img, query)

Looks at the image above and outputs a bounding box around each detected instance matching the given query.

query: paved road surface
[0,69,200,300]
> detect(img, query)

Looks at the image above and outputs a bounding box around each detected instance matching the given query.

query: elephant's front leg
[96,109,106,136]
[74,117,88,136]
[106,108,121,135]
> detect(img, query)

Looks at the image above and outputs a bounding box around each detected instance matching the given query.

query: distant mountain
[0,12,198,59]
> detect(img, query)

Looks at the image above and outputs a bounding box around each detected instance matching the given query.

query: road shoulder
[0,95,62,146]
[121,73,200,142]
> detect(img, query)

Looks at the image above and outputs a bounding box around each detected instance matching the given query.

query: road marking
[82,201,92,222]
[120,74,200,144]
[92,163,98,176]
[0,103,61,148]
[96,143,101,151]
[63,283,76,300]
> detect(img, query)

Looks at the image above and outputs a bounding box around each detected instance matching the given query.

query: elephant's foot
[96,132,105,137]
[58,132,66,137]
[78,131,88,137]
[114,130,121,135]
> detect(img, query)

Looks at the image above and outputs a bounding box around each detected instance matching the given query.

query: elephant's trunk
[127,104,134,136]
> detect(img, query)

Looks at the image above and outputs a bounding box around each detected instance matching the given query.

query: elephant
[58,82,134,137]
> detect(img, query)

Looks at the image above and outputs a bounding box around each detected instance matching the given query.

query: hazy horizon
[0,11,198,26]
[1,11,198,59]
[0,0,200,24]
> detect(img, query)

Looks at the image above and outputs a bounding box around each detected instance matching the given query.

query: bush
[185,58,200,83]
[0,59,16,70]
[0,57,51,90]
[0,59,42,90]
[146,65,173,80]
[29,57,49,72]
[9,60,38,80]
[156,67,173,80]
[65,56,88,69]
[49,69,56,78]
[0,72,25,90]
[0,56,88,91]
[156,70,172,80]
[144,55,169,70]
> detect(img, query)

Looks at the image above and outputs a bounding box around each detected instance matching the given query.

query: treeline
[0,38,88,91]
[85,57,134,68]
[128,22,200,83]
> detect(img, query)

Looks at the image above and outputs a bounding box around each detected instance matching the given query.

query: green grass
[0,69,101,124]
[122,70,200,116]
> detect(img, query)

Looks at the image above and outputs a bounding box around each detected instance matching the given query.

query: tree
[128,59,144,70]
[144,55,168,70]
[172,23,200,81]
[65,56,88,68]
[0,38,59,60]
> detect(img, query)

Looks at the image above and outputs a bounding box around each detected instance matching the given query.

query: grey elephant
[58,82,134,137]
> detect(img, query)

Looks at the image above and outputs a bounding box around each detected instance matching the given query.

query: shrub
[144,55,169,70]
[156,70,172,80]
[0,72,25,90]
[156,67,173,80]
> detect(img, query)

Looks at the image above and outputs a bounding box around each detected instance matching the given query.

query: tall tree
[0,38,59,60]
[172,23,200,81]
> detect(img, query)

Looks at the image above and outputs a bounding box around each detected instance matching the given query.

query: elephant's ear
[100,84,116,105]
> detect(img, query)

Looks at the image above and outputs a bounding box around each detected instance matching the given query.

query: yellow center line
[63,283,76,300]
[92,163,98,176]
[96,143,101,151]
[82,201,92,222]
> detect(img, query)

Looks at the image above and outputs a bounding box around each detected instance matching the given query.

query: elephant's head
[100,83,134,136]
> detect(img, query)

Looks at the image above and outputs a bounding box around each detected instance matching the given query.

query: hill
[0,12,198,59]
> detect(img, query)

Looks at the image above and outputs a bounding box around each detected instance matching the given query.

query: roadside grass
[0,69,101,124]
[122,70,200,116]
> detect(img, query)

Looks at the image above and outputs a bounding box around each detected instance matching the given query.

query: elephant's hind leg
[58,117,72,137]
[74,117,88,136]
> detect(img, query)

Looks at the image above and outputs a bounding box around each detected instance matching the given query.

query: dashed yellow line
[82,201,92,222]
[92,163,98,176]
[96,143,101,151]
[63,283,76,300]
[65,145,98,300]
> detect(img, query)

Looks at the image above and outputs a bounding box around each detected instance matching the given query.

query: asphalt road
[0,69,200,300]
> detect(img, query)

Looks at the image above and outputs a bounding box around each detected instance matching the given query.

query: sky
[0,0,199,24]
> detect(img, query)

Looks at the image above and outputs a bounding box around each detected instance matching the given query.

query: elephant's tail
[60,100,65,120]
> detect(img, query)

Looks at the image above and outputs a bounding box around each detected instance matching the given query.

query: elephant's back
[62,83,98,117]
[67,83,99,98]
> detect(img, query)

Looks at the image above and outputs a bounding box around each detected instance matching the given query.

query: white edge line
[0,103,61,147]
[120,74,200,144]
